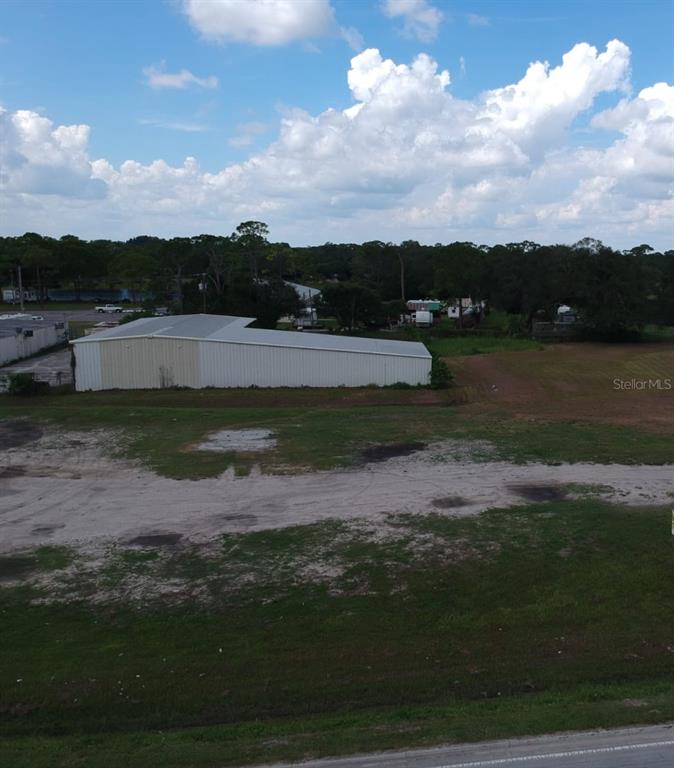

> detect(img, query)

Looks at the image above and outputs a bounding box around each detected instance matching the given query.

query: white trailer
[2,288,37,304]
[413,310,433,328]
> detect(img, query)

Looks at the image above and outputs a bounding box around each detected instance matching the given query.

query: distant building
[446,298,474,319]
[407,299,443,313]
[47,288,145,302]
[0,315,69,366]
[2,288,38,304]
[71,314,431,391]
[285,281,321,305]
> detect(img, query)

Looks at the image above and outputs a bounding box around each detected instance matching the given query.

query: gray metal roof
[74,314,253,342]
[0,315,64,339]
[285,281,321,300]
[72,314,431,359]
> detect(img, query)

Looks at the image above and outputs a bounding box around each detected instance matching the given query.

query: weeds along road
[259,724,674,768]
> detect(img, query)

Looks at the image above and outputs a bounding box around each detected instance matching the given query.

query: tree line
[1,223,673,335]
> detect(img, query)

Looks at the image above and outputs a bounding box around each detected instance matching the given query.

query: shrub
[7,372,49,396]
[506,314,528,337]
[429,353,453,389]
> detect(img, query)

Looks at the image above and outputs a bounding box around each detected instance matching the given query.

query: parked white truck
[95,304,123,313]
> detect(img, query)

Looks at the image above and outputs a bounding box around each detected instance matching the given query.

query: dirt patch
[31,524,64,536]
[127,533,183,547]
[431,496,471,509]
[509,484,568,502]
[0,555,36,581]
[360,442,426,463]
[195,429,276,453]
[218,513,258,525]
[0,420,43,449]
[0,465,27,479]
[453,343,674,433]
[2,428,673,553]
[622,698,650,708]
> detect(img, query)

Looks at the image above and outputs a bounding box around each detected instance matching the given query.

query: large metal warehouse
[71,314,432,391]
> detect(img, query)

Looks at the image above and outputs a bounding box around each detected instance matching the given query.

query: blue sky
[0,1,672,247]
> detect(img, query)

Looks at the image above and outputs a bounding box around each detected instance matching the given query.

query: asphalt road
[1,345,72,376]
[256,724,674,768]
[18,308,120,322]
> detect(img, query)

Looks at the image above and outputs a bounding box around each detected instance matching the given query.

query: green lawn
[2,390,673,479]
[346,327,541,356]
[642,324,674,341]
[2,501,674,766]
[427,335,543,356]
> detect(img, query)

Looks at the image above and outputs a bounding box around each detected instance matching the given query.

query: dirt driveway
[2,425,672,554]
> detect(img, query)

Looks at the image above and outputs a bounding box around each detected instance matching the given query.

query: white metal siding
[73,342,102,391]
[0,336,17,366]
[74,336,430,391]
[0,325,60,366]
[93,337,200,390]
[198,340,429,388]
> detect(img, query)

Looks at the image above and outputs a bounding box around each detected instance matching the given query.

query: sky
[0,0,672,249]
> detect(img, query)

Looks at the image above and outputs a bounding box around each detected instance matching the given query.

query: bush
[506,314,528,337]
[429,353,453,389]
[119,311,155,324]
[7,373,49,396]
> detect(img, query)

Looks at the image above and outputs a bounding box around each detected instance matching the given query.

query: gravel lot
[1,423,672,554]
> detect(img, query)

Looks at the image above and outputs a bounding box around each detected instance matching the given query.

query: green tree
[233,221,269,280]
[320,282,383,330]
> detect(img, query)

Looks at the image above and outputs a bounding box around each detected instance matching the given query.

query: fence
[531,322,580,341]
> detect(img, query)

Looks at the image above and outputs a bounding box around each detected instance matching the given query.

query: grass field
[2,339,673,766]
[2,500,674,767]
[451,341,674,433]
[2,339,673,480]
[2,386,673,479]
[427,335,543,356]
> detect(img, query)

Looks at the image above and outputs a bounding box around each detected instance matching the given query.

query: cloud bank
[1,41,672,248]
[181,0,335,46]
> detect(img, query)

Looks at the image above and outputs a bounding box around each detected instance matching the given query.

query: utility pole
[398,251,405,302]
[17,264,24,312]
[175,268,183,314]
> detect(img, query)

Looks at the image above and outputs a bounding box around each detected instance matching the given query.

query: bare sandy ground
[2,427,673,554]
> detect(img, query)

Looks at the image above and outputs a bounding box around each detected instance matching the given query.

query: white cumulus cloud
[0,108,106,199]
[1,40,672,249]
[182,0,335,46]
[143,63,218,90]
[381,0,444,42]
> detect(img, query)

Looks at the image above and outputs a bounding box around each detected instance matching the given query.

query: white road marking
[432,738,674,767]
